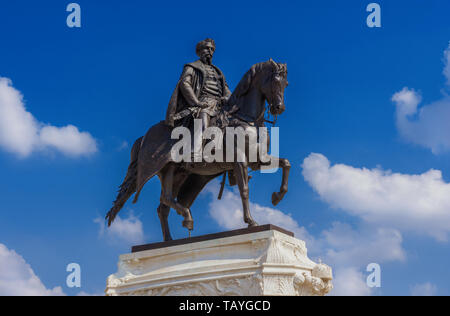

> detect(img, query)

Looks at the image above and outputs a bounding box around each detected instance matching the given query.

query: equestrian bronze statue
[106,39,290,242]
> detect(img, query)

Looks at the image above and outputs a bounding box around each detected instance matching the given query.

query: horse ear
[269,58,278,70]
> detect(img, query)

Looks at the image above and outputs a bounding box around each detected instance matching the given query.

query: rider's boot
[191,112,211,163]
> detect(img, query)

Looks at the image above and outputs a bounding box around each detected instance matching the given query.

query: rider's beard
[202,54,213,65]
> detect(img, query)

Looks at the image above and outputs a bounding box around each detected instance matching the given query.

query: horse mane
[227,61,270,107]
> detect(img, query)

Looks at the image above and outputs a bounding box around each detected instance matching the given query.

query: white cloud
[329,267,372,296]
[444,42,450,85]
[393,88,450,154]
[392,87,422,118]
[315,223,404,296]
[302,153,450,241]
[205,183,405,296]
[40,125,97,157]
[0,78,39,157]
[0,243,65,296]
[95,213,145,245]
[117,141,129,151]
[206,184,312,243]
[410,282,438,296]
[0,77,97,158]
[318,222,405,267]
[392,43,450,154]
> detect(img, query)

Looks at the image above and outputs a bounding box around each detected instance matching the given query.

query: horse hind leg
[157,203,172,242]
[159,164,194,231]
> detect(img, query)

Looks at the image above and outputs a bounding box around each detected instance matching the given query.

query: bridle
[265,68,286,126]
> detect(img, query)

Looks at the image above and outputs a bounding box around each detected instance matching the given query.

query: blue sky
[1,0,450,296]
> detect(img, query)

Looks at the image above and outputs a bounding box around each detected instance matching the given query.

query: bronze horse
[106,59,290,242]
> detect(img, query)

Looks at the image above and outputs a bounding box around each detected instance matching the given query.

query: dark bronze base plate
[131,224,294,253]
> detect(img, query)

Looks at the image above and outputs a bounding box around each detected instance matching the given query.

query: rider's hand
[198,101,209,109]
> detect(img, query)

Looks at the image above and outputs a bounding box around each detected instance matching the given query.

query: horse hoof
[247,221,259,228]
[183,220,194,231]
[272,192,281,206]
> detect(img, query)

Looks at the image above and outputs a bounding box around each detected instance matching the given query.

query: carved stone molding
[106,229,333,296]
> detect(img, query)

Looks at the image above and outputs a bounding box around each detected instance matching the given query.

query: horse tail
[106,136,143,227]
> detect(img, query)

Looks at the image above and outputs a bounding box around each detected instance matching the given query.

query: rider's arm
[220,79,232,108]
[223,80,232,100]
[179,66,200,107]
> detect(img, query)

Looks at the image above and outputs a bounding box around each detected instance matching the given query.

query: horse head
[227,59,288,124]
[262,59,288,117]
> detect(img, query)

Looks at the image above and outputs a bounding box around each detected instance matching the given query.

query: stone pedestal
[105,225,333,296]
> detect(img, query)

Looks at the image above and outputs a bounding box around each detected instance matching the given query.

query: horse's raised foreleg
[157,202,172,242]
[159,164,193,231]
[271,158,291,206]
[234,162,258,227]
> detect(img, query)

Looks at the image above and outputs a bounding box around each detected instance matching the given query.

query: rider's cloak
[165,60,231,127]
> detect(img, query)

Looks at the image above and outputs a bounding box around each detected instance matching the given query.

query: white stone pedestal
[105,225,333,296]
